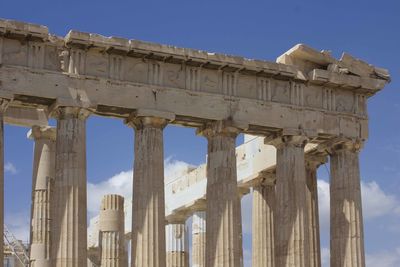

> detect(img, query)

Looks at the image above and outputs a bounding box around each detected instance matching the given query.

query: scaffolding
[3,224,29,266]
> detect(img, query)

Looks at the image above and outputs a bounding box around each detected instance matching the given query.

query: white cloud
[317,179,400,232]
[243,248,252,267]
[5,162,17,174]
[318,246,400,267]
[321,247,330,267]
[317,179,400,266]
[241,192,252,235]
[87,170,133,217]
[366,247,400,267]
[317,179,331,232]
[164,158,194,183]
[362,181,400,219]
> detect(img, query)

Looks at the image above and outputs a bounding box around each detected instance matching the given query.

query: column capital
[126,116,170,130]
[328,138,364,154]
[305,154,328,170]
[267,134,308,149]
[197,120,246,138]
[125,109,174,130]
[28,126,56,141]
[50,106,91,120]
[238,187,250,197]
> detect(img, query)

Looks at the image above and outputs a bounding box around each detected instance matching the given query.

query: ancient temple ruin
[0,18,390,267]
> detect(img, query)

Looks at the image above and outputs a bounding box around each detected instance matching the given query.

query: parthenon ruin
[0,18,391,267]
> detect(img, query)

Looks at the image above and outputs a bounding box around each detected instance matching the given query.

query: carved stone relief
[2,39,28,66]
[271,80,291,105]
[163,63,185,89]
[125,57,148,84]
[85,50,107,77]
[236,75,257,100]
[201,69,219,94]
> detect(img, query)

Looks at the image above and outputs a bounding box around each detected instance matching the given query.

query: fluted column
[192,211,206,267]
[126,116,170,267]
[306,156,325,267]
[199,121,242,267]
[0,99,9,267]
[51,107,90,267]
[252,175,275,267]
[166,223,189,267]
[273,135,310,267]
[330,141,365,267]
[28,126,56,267]
[99,194,127,267]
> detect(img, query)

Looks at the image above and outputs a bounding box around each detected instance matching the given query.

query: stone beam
[4,106,48,127]
[0,18,390,142]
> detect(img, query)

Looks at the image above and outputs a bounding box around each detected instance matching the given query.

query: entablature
[0,18,390,142]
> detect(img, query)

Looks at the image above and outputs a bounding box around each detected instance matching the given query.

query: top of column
[125,109,175,130]
[253,170,276,187]
[27,125,56,141]
[266,132,308,149]
[101,194,124,211]
[99,194,125,232]
[50,106,91,120]
[328,138,364,154]
[197,120,247,139]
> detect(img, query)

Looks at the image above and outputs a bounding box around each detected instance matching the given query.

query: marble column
[127,116,169,267]
[200,121,242,267]
[305,156,325,267]
[51,107,90,267]
[28,126,56,267]
[330,141,365,267]
[99,194,127,267]
[0,99,9,267]
[166,223,189,267]
[252,177,275,267]
[192,211,206,267]
[273,135,310,267]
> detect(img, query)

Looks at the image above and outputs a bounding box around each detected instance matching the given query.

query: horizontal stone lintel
[0,65,369,141]
[0,18,390,87]
[4,105,48,127]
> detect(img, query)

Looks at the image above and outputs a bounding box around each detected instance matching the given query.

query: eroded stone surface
[51,107,89,267]
[252,180,275,267]
[166,223,189,267]
[330,141,365,267]
[28,126,56,267]
[99,194,127,267]
[192,211,206,267]
[128,116,168,267]
[200,121,242,267]
[0,18,390,267]
[274,135,310,267]
[306,157,325,267]
[0,18,391,145]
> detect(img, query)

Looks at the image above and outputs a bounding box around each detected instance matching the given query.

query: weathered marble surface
[28,126,56,267]
[0,18,390,143]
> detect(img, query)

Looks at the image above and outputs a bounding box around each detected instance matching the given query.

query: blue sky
[2,0,400,266]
